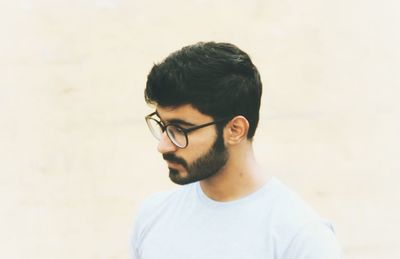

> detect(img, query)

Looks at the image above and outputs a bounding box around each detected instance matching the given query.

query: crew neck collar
[195,177,278,208]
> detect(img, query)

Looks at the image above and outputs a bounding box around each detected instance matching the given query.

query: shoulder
[137,190,176,216]
[265,178,341,258]
[135,184,193,222]
[132,183,196,234]
[283,220,342,259]
[266,178,320,224]
[130,184,195,258]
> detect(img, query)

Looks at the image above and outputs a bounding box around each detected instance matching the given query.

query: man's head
[144,42,263,184]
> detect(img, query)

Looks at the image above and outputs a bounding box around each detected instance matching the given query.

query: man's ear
[224,116,249,145]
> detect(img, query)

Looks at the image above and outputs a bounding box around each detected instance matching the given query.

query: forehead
[156,104,212,123]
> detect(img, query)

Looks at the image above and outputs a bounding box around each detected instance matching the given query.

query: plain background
[1,0,399,258]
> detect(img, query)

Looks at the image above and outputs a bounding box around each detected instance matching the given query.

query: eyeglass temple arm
[184,117,232,133]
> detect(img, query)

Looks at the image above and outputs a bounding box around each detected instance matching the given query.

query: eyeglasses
[145,112,231,149]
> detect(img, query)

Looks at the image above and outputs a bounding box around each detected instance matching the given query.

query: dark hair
[145,42,262,139]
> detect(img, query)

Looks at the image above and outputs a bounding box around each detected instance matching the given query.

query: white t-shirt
[130,177,341,259]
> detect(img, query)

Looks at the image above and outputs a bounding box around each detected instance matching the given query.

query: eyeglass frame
[145,111,232,149]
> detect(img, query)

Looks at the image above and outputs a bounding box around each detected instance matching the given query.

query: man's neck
[199,147,270,202]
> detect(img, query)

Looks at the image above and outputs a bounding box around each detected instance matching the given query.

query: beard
[162,130,228,185]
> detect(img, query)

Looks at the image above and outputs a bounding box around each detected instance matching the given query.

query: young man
[131,42,341,258]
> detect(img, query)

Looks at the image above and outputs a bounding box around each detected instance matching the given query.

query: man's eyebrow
[155,111,195,127]
[168,119,195,127]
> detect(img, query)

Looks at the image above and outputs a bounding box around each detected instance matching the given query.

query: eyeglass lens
[146,118,187,147]
[146,118,163,140]
[166,126,186,147]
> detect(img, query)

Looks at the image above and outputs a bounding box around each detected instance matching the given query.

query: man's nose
[157,132,178,154]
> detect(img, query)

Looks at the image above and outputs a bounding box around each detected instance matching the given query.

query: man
[131,42,341,258]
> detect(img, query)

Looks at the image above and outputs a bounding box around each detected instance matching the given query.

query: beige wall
[1,0,399,258]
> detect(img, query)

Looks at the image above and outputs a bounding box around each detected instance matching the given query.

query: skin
[156,104,270,202]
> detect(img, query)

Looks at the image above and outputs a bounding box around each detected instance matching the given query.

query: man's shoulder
[135,183,195,221]
[282,220,341,258]
[265,178,340,257]
[139,189,176,212]
[267,178,320,221]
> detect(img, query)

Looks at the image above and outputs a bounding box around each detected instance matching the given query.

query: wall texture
[1,0,399,258]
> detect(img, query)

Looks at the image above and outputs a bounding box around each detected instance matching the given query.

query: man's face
[155,105,229,185]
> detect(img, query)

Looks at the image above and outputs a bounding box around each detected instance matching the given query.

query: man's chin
[169,168,195,185]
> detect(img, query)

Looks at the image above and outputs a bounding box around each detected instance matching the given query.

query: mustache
[163,154,188,168]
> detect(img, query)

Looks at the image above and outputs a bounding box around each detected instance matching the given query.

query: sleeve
[129,213,142,259]
[282,221,342,259]
[129,198,152,259]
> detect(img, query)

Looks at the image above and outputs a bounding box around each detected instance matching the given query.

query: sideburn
[214,124,226,152]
